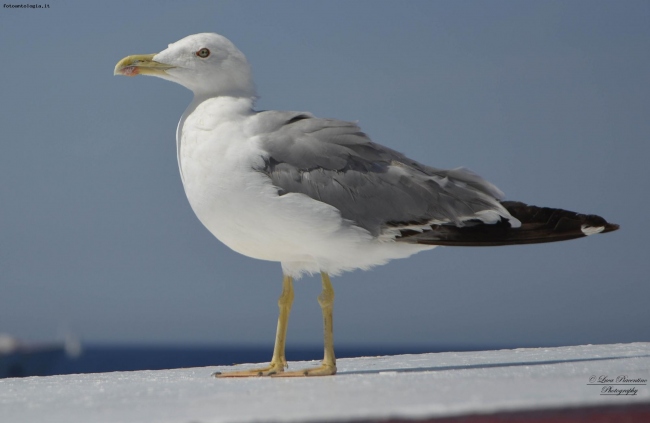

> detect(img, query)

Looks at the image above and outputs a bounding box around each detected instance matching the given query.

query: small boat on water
[0,334,81,378]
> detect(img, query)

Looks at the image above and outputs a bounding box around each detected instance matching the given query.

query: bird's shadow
[339,354,650,376]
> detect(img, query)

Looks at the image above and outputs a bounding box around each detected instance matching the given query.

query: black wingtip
[395,201,619,247]
[603,222,620,233]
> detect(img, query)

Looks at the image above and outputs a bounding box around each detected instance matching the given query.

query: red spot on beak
[122,66,139,77]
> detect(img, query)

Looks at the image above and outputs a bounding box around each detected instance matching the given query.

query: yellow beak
[114,54,175,77]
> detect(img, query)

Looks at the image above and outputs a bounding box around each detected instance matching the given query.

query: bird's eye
[196,48,210,58]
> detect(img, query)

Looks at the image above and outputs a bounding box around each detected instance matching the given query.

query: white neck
[176,95,255,181]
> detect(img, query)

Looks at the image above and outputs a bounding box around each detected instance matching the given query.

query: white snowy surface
[1,343,649,423]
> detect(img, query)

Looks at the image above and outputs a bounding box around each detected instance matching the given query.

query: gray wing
[255,111,515,237]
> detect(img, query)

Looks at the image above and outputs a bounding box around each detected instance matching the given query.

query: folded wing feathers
[256,112,518,236]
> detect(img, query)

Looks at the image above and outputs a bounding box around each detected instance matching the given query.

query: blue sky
[1,1,648,349]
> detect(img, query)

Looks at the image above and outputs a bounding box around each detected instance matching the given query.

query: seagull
[114,33,618,377]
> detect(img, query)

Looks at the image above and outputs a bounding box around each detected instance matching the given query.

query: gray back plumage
[255,111,513,237]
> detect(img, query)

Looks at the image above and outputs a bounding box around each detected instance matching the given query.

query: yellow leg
[214,275,294,377]
[273,272,337,377]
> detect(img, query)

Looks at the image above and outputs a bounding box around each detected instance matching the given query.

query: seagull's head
[114,33,256,99]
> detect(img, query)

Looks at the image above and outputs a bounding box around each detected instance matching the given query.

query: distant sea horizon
[47,343,520,376]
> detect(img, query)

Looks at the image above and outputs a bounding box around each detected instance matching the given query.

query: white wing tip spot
[581,225,605,236]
